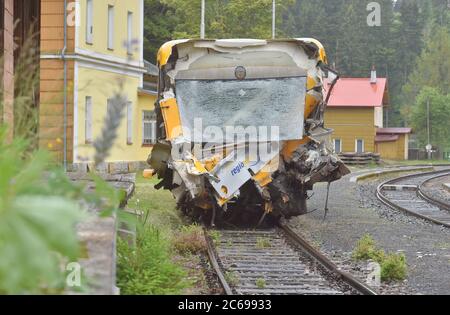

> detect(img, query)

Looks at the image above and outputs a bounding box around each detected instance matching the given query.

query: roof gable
[324,78,388,107]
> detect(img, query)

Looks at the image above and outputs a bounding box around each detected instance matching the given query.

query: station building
[325,70,411,161]
[1,0,158,171]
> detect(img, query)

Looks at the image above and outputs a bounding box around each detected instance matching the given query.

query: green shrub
[381,253,407,282]
[0,128,88,294]
[117,226,191,295]
[172,225,207,255]
[352,234,385,262]
[353,234,407,282]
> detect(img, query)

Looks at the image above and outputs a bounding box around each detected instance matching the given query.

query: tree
[143,0,178,63]
[411,87,450,151]
[402,27,450,110]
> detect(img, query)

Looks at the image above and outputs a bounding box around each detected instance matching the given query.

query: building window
[127,11,133,54]
[143,111,157,145]
[107,5,114,50]
[334,139,342,154]
[356,139,365,154]
[86,0,93,44]
[85,96,93,144]
[127,102,133,145]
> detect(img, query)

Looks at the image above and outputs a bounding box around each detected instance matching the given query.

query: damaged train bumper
[147,38,350,226]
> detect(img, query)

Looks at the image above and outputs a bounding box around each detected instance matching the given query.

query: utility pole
[272,0,276,39]
[200,0,205,39]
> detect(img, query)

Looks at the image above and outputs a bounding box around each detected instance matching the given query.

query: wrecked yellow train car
[147,39,350,226]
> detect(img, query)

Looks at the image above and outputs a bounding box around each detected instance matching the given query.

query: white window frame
[86,0,93,44]
[107,5,114,50]
[333,139,342,154]
[127,11,133,55]
[85,96,93,144]
[142,110,157,145]
[127,101,133,145]
[355,139,365,154]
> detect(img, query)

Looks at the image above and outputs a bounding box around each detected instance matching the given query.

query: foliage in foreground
[117,226,190,295]
[0,129,87,294]
[352,234,407,282]
[172,225,207,255]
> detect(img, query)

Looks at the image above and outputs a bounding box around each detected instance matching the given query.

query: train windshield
[175,77,306,143]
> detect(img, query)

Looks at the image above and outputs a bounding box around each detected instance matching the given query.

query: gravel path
[287,171,450,295]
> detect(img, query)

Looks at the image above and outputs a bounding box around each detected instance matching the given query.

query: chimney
[370,65,377,84]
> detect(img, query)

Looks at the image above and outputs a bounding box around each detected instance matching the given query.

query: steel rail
[376,169,450,228]
[203,228,234,295]
[278,223,378,296]
[418,173,450,212]
[204,224,377,295]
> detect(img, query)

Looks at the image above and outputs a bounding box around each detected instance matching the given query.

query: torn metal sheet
[148,39,350,227]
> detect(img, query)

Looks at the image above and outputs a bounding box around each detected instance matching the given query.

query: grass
[117,226,191,295]
[225,272,240,287]
[382,159,450,166]
[172,225,207,255]
[209,230,221,246]
[117,174,208,295]
[352,234,408,282]
[256,237,271,249]
[256,278,266,289]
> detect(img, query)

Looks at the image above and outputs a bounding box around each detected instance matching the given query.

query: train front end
[148,39,350,226]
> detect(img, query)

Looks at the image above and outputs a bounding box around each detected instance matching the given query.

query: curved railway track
[204,224,377,296]
[377,169,450,228]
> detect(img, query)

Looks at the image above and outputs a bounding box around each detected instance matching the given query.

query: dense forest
[143,0,450,152]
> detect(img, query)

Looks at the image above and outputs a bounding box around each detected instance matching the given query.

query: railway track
[204,224,377,296]
[377,169,450,228]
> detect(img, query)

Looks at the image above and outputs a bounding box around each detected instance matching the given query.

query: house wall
[77,0,142,62]
[39,0,75,163]
[376,134,408,161]
[325,107,376,153]
[74,66,155,163]
[39,0,149,166]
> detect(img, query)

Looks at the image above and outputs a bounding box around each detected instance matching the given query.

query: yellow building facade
[325,107,378,154]
[40,0,157,170]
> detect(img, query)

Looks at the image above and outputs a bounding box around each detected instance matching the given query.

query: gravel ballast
[287,170,450,295]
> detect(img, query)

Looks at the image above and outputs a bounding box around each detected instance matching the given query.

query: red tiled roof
[377,128,412,135]
[324,78,388,107]
[375,135,399,143]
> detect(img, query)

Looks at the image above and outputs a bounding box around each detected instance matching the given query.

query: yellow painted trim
[253,171,272,187]
[157,39,190,66]
[296,38,328,64]
[160,98,183,140]
[282,138,310,160]
[157,38,327,66]
[307,76,317,90]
